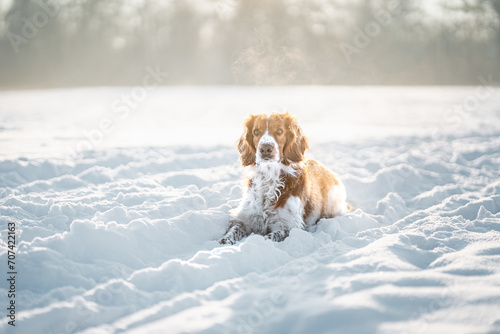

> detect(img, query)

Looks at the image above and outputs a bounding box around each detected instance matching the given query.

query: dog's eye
[277,129,283,135]
[253,129,260,136]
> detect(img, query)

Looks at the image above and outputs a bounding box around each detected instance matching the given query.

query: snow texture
[1,86,500,334]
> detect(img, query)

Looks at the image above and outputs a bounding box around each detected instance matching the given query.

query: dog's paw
[219,237,235,245]
[264,230,288,242]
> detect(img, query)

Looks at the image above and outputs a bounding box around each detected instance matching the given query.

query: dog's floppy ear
[237,115,256,166]
[283,113,309,164]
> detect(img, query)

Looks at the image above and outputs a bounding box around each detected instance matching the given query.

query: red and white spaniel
[219,112,349,244]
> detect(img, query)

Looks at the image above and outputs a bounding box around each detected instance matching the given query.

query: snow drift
[0,86,499,334]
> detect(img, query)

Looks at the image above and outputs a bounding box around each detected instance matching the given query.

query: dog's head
[237,112,309,166]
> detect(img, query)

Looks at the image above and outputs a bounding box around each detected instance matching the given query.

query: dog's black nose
[260,143,274,157]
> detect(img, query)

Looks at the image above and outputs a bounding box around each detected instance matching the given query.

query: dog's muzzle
[259,143,274,159]
[257,134,279,162]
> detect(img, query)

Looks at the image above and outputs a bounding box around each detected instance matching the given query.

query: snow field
[0,86,499,333]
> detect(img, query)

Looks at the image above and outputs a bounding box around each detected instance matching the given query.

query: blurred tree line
[0,0,499,88]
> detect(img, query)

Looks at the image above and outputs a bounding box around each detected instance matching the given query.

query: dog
[219,112,349,244]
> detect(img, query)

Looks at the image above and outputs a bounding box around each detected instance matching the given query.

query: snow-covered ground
[1,86,500,334]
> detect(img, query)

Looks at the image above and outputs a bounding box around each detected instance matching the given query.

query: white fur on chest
[234,162,304,234]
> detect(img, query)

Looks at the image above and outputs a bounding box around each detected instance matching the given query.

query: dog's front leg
[264,228,289,242]
[219,220,247,245]
[264,196,305,242]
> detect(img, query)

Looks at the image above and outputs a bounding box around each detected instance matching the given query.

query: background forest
[1,0,500,88]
